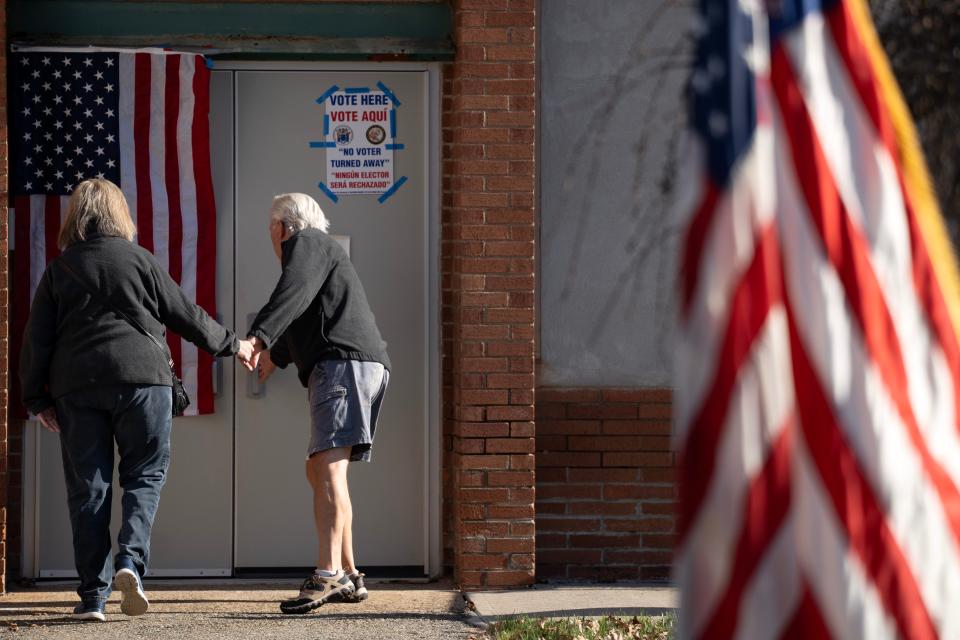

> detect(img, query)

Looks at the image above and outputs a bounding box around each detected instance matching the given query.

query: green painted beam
[9,1,454,60]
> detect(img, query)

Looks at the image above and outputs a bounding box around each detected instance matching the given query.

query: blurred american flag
[675,0,960,638]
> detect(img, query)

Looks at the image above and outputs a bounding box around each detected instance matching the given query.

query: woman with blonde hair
[19,179,253,621]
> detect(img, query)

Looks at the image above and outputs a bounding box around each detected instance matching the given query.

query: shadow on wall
[539,0,697,388]
[539,1,959,389]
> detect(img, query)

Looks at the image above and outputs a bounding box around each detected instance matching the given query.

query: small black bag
[171,371,191,416]
[60,260,191,417]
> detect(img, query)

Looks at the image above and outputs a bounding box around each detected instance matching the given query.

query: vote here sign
[325,91,394,196]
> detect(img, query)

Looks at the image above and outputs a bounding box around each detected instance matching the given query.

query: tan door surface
[233,70,429,572]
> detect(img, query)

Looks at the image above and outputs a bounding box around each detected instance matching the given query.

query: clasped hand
[236,337,276,383]
[237,338,258,371]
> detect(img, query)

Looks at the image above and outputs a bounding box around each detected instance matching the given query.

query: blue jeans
[55,384,172,601]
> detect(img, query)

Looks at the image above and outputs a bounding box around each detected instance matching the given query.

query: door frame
[221,60,444,578]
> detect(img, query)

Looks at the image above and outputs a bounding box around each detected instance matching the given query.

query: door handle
[247,367,265,399]
[246,313,265,399]
[213,359,223,396]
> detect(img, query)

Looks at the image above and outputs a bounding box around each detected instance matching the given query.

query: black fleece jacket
[19,233,238,414]
[248,228,390,387]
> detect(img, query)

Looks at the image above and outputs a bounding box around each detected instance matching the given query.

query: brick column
[0,0,9,593]
[442,0,536,589]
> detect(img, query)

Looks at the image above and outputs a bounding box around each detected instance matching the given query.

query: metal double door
[28,66,437,578]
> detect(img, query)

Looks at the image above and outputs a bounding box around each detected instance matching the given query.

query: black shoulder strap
[59,258,174,367]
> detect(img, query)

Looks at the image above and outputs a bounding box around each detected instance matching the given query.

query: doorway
[21,62,442,579]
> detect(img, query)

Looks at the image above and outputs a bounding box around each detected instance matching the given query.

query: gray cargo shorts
[307,359,388,462]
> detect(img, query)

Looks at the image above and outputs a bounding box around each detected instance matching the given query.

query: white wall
[539,0,696,387]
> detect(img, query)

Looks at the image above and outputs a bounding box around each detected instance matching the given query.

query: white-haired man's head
[269,193,330,234]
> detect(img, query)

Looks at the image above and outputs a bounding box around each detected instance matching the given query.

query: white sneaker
[114,567,149,616]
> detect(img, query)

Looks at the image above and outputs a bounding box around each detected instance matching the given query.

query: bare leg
[305,447,351,573]
[340,475,355,573]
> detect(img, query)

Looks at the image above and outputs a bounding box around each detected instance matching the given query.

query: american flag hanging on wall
[9,48,218,417]
[676,0,960,638]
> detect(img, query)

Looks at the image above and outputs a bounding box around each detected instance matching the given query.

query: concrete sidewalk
[464,584,677,620]
[0,579,477,639]
[0,579,678,637]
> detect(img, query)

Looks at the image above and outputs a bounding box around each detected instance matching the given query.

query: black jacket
[19,233,238,414]
[248,228,390,386]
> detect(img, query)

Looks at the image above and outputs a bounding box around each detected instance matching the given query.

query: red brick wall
[442,0,537,589]
[535,388,676,582]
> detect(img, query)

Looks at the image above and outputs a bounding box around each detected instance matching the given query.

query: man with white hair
[245,192,390,614]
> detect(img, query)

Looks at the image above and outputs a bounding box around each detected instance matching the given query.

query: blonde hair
[58,179,136,249]
[269,193,330,234]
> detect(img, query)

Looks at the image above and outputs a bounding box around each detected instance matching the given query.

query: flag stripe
[163,55,183,377]
[777,586,833,640]
[133,53,154,253]
[43,197,60,260]
[177,55,201,411]
[29,197,46,301]
[696,417,794,640]
[164,55,183,288]
[119,54,138,228]
[787,308,936,640]
[149,56,169,272]
[192,57,217,414]
[678,224,782,542]
[732,523,803,640]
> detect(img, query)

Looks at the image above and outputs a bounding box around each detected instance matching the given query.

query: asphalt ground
[0,580,481,639]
